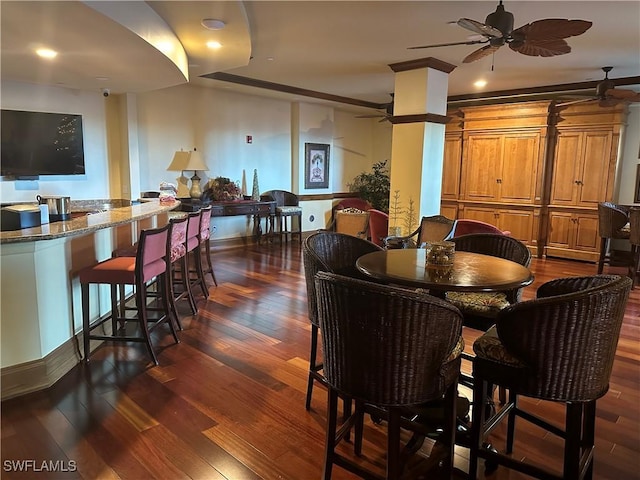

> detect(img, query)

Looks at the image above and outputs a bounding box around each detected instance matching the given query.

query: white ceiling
[2,1,639,111]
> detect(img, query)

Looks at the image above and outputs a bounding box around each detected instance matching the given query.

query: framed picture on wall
[635,164,640,203]
[304,143,330,189]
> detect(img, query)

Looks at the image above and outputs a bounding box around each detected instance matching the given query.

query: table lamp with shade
[166,148,209,199]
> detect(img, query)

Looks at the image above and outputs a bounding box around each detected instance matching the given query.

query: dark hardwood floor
[2,242,639,479]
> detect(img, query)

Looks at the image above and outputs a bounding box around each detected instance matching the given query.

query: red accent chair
[367,209,389,247]
[451,219,510,238]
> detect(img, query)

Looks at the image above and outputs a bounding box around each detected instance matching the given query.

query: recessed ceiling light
[96,76,109,81]
[207,41,222,49]
[36,48,57,59]
[202,18,226,30]
[474,79,487,88]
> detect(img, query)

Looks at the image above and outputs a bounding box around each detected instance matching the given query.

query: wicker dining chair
[597,201,630,274]
[468,274,632,480]
[315,271,463,480]
[383,214,455,249]
[302,231,383,411]
[446,233,532,332]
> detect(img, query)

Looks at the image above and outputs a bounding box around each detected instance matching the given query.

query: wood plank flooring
[2,243,639,479]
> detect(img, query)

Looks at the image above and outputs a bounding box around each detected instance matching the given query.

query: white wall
[615,104,640,205]
[0,81,110,202]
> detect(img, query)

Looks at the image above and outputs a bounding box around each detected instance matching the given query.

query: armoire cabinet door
[461,135,502,201]
[550,132,582,206]
[459,206,535,244]
[547,211,599,252]
[441,134,462,200]
[499,134,540,203]
[576,130,613,206]
[550,130,613,207]
[461,133,540,204]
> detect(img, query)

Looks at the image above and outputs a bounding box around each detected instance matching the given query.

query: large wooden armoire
[441,101,627,261]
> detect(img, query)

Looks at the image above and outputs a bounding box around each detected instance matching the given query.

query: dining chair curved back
[469,274,632,480]
[198,206,218,288]
[261,189,302,244]
[447,233,532,329]
[383,214,455,249]
[452,219,510,238]
[184,210,208,299]
[597,201,630,274]
[302,231,383,410]
[167,215,196,328]
[367,208,389,247]
[315,271,463,479]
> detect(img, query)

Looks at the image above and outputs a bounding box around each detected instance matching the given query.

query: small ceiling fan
[557,67,640,107]
[355,94,394,122]
[408,1,592,64]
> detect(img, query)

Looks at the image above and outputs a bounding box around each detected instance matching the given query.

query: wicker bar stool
[315,272,463,480]
[468,275,632,480]
[302,231,382,411]
[597,201,630,273]
[79,223,179,365]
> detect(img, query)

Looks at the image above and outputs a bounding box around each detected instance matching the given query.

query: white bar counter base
[0,200,180,400]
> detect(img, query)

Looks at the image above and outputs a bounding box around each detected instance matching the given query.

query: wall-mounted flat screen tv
[1,109,85,177]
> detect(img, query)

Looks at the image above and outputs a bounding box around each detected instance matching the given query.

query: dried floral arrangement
[205,176,242,201]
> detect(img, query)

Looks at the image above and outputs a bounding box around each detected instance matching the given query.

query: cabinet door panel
[574,215,599,250]
[577,131,612,206]
[500,135,539,203]
[462,136,501,201]
[442,135,462,200]
[440,204,457,220]
[550,132,581,205]
[547,212,573,248]
[461,206,499,225]
[498,210,534,244]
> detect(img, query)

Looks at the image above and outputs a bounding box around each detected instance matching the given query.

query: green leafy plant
[348,160,390,212]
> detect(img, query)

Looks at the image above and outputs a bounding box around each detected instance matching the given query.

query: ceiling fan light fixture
[201,18,226,30]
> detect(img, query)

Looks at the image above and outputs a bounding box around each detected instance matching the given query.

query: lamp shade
[166,150,208,172]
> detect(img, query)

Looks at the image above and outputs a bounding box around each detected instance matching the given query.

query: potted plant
[348,160,391,212]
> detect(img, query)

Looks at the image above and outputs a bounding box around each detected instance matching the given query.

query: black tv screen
[1,109,85,177]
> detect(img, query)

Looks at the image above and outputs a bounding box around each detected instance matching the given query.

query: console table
[178,199,276,243]
[211,200,277,243]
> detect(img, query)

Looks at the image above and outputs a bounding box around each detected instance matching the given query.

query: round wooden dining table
[356,249,534,292]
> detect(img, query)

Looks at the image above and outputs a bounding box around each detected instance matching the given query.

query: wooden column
[387,57,456,234]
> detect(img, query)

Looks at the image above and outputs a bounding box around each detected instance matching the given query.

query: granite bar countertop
[0,199,180,244]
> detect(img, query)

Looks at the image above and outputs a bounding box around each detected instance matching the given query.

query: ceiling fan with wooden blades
[355,94,394,122]
[557,67,640,107]
[408,1,592,64]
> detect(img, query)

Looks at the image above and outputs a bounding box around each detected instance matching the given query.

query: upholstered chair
[383,214,455,249]
[79,223,179,365]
